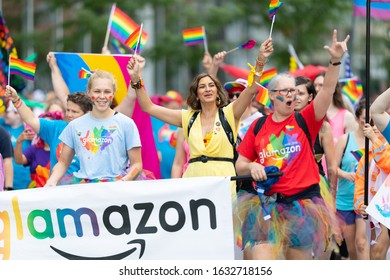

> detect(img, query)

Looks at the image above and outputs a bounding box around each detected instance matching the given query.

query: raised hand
[324,29,350,61]
[127,55,141,80]
[5,85,19,103]
[259,38,273,59]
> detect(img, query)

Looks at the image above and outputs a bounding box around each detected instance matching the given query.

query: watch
[329,60,341,66]
[131,78,144,89]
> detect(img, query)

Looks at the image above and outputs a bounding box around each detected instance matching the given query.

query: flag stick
[7,56,10,85]
[135,23,143,55]
[202,26,209,53]
[103,3,116,49]
[225,47,239,54]
[269,15,276,38]
[363,0,372,212]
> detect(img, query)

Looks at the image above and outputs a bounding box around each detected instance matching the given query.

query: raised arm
[127,55,182,127]
[313,30,349,121]
[371,87,390,132]
[47,52,70,108]
[5,85,40,133]
[114,56,146,118]
[232,38,273,121]
[208,51,226,78]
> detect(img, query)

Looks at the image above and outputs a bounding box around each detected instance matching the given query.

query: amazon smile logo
[0,197,217,260]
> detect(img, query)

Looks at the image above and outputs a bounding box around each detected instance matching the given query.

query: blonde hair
[87,70,117,94]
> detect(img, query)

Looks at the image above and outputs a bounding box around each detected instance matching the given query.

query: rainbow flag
[182,27,205,46]
[109,5,148,51]
[260,68,277,87]
[78,68,92,79]
[256,84,272,108]
[354,0,390,21]
[125,26,146,52]
[269,0,284,19]
[110,38,126,54]
[9,57,36,80]
[341,78,363,105]
[351,149,364,162]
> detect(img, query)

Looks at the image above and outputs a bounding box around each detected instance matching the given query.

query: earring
[216,96,221,106]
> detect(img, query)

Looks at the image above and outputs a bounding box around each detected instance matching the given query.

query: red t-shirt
[237,103,323,196]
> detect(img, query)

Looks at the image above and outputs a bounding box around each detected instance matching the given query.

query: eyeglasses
[270,88,297,95]
[228,93,240,99]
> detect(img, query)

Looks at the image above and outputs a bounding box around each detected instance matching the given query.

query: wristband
[329,60,341,66]
[130,78,144,90]
[14,99,24,109]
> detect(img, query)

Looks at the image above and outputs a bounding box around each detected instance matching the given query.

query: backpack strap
[254,115,268,135]
[187,111,199,137]
[294,111,312,149]
[340,133,350,168]
[218,107,235,146]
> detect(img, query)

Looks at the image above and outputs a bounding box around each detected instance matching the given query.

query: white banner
[366,174,390,230]
[0,177,234,260]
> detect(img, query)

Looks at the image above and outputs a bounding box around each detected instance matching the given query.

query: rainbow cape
[340,78,363,105]
[9,57,36,80]
[182,27,205,46]
[269,0,284,19]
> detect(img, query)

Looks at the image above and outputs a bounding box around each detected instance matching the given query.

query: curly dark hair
[186,73,228,110]
[67,92,92,113]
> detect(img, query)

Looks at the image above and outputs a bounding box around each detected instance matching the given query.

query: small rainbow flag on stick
[104,4,148,52]
[226,39,256,54]
[9,57,36,82]
[78,67,92,79]
[340,78,363,106]
[125,24,146,53]
[182,26,208,52]
[268,0,284,38]
[260,68,277,87]
[351,149,364,162]
[256,84,272,108]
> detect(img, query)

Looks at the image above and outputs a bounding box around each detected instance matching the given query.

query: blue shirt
[39,119,79,176]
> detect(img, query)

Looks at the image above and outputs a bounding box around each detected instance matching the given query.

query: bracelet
[14,99,23,109]
[256,57,267,66]
[329,60,341,66]
[130,78,144,90]
[12,97,21,104]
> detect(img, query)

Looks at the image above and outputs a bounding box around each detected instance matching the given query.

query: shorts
[336,210,362,225]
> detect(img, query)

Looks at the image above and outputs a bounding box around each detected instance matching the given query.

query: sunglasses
[228,93,240,99]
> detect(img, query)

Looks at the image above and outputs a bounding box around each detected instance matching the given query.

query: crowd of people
[1,28,390,260]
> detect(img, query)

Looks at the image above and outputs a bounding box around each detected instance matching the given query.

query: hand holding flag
[226,39,256,54]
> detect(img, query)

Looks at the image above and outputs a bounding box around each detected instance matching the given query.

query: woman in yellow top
[127,38,273,194]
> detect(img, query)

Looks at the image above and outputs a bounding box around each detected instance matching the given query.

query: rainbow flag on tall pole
[8,57,36,83]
